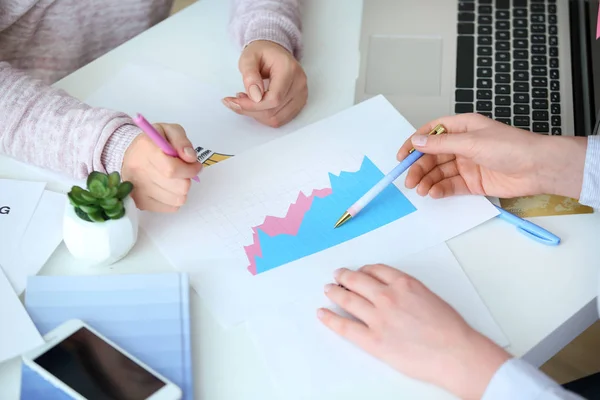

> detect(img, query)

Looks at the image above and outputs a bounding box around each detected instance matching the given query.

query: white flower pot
[63,196,139,266]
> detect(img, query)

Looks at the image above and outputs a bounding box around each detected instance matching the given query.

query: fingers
[146,177,189,207]
[359,264,406,285]
[154,123,198,163]
[150,149,202,180]
[428,175,472,199]
[131,192,179,213]
[414,161,460,196]
[238,50,265,102]
[324,283,375,324]
[317,308,372,346]
[334,268,386,304]
[404,154,455,189]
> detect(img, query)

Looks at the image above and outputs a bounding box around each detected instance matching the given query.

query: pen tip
[334,212,352,229]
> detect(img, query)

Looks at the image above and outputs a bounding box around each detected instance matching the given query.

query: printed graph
[244,156,417,275]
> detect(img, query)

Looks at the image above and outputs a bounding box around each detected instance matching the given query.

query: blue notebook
[20,272,193,400]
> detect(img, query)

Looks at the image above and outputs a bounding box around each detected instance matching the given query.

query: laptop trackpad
[365,36,443,96]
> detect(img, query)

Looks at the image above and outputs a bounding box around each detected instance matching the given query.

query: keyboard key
[477,67,493,77]
[549,36,558,46]
[514,60,528,70]
[514,19,528,28]
[532,55,547,65]
[496,20,510,30]
[495,107,511,117]
[550,47,559,57]
[479,15,493,24]
[550,69,559,79]
[478,57,493,67]
[551,92,560,102]
[496,31,510,40]
[459,2,475,11]
[456,89,474,102]
[514,116,531,126]
[458,23,475,34]
[531,34,546,44]
[532,77,548,87]
[551,80,560,91]
[495,95,511,105]
[479,5,493,14]
[514,28,527,38]
[514,93,530,103]
[455,103,474,113]
[479,112,493,118]
[478,78,493,88]
[532,45,546,54]
[551,127,562,135]
[456,36,475,88]
[495,63,510,73]
[533,122,550,132]
[548,4,557,13]
[532,88,548,98]
[496,118,512,125]
[530,3,545,12]
[550,58,559,68]
[514,49,528,59]
[551,103,561,114]
[533,111,549,121]
[459,12,476,22]
[514,9,527,18]
[552,115,561,126]
[533,99,549,109]
[496,41,510,51]
[513,39,528,48]
[496,52,511,62]
[496,84,511,94]
[531,24,546,34]
[497,0,510,9]
[496,10,510,19]
[477,101,493,111]
[477,89,493,100]
[514,104,530,114]
[495,74,511,84]
[532,66,547,76]
[478,36,493,46]
[531,14,545,23]
[514,82,529,92]
[478,46,492,56]
[479,25,492,35]
[549,25,558,35]
[549,14,557,24]
[513,71,529,81]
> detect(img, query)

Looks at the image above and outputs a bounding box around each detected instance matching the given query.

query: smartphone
[21,319,182,400]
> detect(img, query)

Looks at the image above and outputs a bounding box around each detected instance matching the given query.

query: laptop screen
[587,0,600,133]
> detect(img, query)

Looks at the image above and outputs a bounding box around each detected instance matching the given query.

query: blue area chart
[247,156,417,274]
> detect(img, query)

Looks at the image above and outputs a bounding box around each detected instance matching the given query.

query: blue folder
[20,272,193,400]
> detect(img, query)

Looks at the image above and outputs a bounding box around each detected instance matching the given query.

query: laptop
[355,0,600,137]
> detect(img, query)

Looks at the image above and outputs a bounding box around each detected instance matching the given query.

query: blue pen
[494,205,561,246]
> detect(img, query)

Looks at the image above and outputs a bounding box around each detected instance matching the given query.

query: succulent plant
[67,171,133,223]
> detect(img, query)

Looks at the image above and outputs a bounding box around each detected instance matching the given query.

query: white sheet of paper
[140,95,499,327]
[84,63,303,158]
[246,243,508,400]
[0,180,46,267]
[0,264,43,364]
[1,191,66,294]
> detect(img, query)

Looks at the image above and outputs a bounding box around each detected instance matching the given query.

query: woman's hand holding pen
[398,113,587,200]
[122,123,202,213]
[317,264,511,400]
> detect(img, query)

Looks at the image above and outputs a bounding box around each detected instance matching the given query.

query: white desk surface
[1,0,599,399]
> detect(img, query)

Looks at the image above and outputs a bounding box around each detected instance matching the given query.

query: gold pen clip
[408,124,447,154]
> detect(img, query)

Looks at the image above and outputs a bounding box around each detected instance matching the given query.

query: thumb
[411,131,477,158]
[155,123,197,163]
[238,50,265,103]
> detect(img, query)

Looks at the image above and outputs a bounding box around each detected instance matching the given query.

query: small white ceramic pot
[63,197,139,266]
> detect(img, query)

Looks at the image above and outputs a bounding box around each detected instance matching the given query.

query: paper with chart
[246,243,508,400]
[0,265,43,363]
[141,95,499,327]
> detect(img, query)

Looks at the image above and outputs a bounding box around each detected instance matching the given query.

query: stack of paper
[0,180,65,294]
[22,272,194,400]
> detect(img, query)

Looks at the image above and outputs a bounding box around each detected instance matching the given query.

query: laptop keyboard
[455,0,562,135]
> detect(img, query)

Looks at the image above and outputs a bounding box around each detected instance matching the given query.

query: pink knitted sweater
[0,0,302,178]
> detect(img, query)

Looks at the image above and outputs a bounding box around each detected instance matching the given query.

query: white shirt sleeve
[482,359,585,400]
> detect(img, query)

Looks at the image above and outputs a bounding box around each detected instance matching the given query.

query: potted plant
[63,171,138,266]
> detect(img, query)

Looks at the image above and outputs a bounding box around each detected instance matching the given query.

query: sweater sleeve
[229,0,303,59]
[578,135,600,209]
[0,62,141,179]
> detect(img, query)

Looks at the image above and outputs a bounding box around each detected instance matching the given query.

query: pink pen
[132,113,200,182]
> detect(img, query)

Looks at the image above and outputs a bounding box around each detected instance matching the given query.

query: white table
[1,1,599,398]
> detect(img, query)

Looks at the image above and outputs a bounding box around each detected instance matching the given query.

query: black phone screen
[34,327,166,400]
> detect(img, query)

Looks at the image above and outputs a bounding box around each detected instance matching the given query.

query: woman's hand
[222,40,308,128]
[398,113,587,199]
[121,123,202,212]
[318,264,511,400]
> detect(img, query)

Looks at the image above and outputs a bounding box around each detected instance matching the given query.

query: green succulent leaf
[79,204,101,214]
[104,187,118,199]
[100,197,119,208]
[74,207,92,222]
[87,171,108,188]
[87,210,106,222]
[104,202,124,218]
[80,190,97,202]
[107,171,121,188]
[116,181,133,200]
[107,208,126,220]
[89,180,108,198]
[68,187,90,206]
